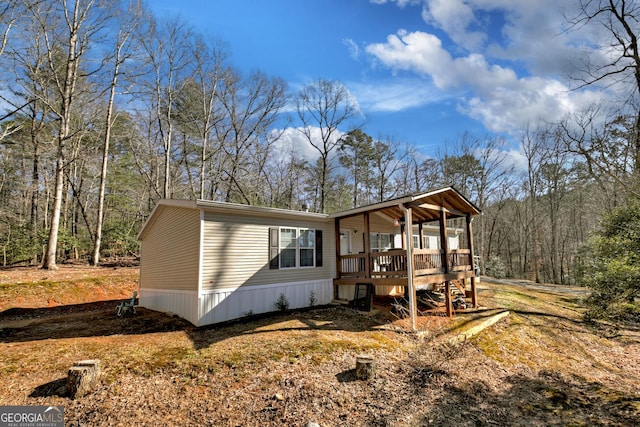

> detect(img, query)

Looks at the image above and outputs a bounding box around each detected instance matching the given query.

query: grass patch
[2,268,639,426]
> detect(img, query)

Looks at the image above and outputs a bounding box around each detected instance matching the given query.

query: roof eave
[330,186,480,219]
[195,199,330,221]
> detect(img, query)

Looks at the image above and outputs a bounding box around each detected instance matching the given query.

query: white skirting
[138,288,199,325]
[141,279,333,327]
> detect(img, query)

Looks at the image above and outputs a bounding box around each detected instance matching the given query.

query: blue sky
[147,0,608,160]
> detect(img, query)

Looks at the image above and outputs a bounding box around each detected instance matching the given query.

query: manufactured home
[137,187,480,327]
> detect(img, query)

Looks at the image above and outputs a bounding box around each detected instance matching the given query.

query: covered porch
[331,187,481,326]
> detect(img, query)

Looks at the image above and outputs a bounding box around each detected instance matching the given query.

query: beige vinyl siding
[339,213,398,234]
[339,213,399,253]
[140,206,201,292]
[370,212,398,234]
[201,212,334,291]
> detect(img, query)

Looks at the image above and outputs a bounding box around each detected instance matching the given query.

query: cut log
[449,311,510,344]
[67,359,101,399]
[355,354,375,380]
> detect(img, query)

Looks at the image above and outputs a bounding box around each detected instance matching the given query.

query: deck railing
[339,253,366,277]
[338,248,472,279]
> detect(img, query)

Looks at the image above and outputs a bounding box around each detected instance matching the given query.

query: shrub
[581,200,640,323]
[309,290,316,307]
[484,256,507,279]
[275,293,289,311]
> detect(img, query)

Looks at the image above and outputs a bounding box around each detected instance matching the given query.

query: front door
[340,229,352,255]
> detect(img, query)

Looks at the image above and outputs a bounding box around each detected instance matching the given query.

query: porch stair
[450,279,467,295]
[415,289,446,310]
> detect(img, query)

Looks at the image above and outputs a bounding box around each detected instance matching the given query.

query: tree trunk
[43,148,65,269]
[42,0,82,269]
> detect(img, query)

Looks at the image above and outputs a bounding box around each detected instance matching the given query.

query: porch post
[363,212,371,278]
[334,218,341,300]
[401,204,416,331]
[445,281,453,317]
[439,207,449,273]
[466,215,477,308]
[439,207,452,317]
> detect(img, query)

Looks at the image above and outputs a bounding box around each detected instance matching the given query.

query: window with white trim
[370,232,393,252]
[269,227,321,269]
[299,229,315,267]
[413,234,432,249]
[280,228,298,268]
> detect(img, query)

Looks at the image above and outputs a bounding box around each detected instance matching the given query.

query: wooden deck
[330,187,481,323]
[334,248,475,286]
[333,248,478,318]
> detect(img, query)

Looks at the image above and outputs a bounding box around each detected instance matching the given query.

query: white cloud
[343,38,360,60]
[349,79,447,112]
[370,0,421,7]
[421,0,486,50]
[366,29,604,133]
[502,148,528,175]
[270,127,346,163]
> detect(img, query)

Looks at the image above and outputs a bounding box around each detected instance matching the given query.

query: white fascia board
[195,199,330,222]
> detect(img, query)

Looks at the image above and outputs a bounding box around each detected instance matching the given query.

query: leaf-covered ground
[0,267,638,426]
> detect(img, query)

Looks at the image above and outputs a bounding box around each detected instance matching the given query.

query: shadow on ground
[410,369,640,426]
[0,299,386,349]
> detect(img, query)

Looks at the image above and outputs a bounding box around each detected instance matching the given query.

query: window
[412,234,441,249]
[299,229,315,267]
[280,228,297,268]
[370,232,393,252]
[269,227,322,269]
[413,235,432,249]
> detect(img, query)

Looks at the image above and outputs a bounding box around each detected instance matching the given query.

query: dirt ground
[1,267,639,426]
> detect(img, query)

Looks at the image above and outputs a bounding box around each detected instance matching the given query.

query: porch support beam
[363,212,371,278]
[334,218,341,300]
[410,202,466,217]
[400,204,416,331]
[439,208,449,274]
[439,207,453,317]
[467,214,477,308]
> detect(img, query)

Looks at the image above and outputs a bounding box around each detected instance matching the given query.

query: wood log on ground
[355,354,375,380]
[66,359,101,399]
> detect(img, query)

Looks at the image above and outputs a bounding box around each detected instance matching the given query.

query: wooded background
[1,0,639,289]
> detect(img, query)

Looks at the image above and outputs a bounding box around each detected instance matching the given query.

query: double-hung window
[270,227,321,269]
[370,232,393,252]
[299,229,315,267]
[279,228,298,268]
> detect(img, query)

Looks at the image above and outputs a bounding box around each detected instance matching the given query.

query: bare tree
[172,36,229,200]
[561,105,639,197]
[569,0,640,179]
[295,79,359,213]
[1,1,56,262]
[440,133,516,269]
[137,14,193,199]
[216,70,286,204]
[0,0,21,58]
[520,125,546,282]
[91,0,143,266]
[370,136,401,202]
[25,0,111,269]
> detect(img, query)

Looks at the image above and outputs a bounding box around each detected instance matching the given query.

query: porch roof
[329,186,481,223]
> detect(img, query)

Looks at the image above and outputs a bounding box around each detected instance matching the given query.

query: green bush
[484,256,507,279]
[581,200,640,323]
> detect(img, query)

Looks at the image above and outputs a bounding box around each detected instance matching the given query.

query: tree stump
[355,354,375,380]
[67,359,101,399]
